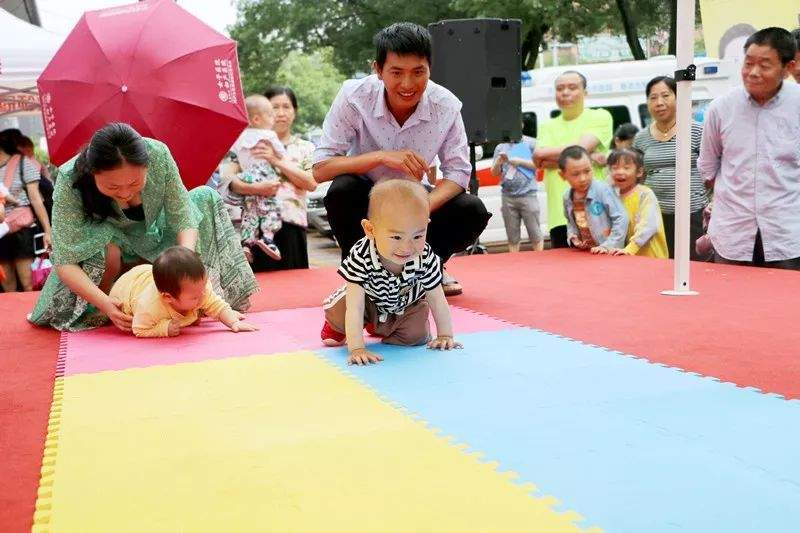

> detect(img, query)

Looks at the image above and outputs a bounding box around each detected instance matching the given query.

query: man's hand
[380,150,430,181]
[230,320,259,333]
[496,152,509,165]
[610,248,632,256]
[533,149,550,168]
[348,347,383,365]
[167,319,181,337]
[427,335,463,350]
[590,246,611,254]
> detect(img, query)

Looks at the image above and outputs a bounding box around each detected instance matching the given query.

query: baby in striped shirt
[321,179,462,365]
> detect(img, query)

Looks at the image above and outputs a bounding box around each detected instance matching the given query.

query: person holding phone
[491,134,542,253]
[0,129,52,292]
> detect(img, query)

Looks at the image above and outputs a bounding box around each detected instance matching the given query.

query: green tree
[230,0,674,90]
[231,0,467,79]
[453,0,613,69]
[617,0,646,60]
[231,0,296,96]
[274,48,346,133]
[455,0,670,67]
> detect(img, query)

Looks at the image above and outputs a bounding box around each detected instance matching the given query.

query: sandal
[442,269,463,296]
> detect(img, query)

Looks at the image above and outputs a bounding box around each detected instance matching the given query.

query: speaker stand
[466,143,487,255]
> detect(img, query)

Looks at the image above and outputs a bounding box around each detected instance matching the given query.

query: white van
[476,56,737,247]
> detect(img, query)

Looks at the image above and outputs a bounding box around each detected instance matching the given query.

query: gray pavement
[307,232,341,268]
[305,230,542,269]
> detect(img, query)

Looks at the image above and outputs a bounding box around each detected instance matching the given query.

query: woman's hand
[253,181,280,197]
[250,143,279,165]
[43,231,52,252]
[103,296,133,332]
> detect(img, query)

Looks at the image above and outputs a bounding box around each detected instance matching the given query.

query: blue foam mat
[318,328,800,532]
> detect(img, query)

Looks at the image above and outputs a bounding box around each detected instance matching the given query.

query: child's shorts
[323,287,431,346]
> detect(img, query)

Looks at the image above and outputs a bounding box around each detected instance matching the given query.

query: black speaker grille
[429,18,522,145]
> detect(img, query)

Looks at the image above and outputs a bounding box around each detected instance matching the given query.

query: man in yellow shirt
[110,247,258,338]
[534,71,613,248]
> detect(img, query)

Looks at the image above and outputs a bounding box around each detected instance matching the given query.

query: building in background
[699,0,799,68]
[0,1,58,139]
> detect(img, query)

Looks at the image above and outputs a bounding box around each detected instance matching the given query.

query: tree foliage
[453,0,613,68]
[231,0,674,105]
[274,48,345,133]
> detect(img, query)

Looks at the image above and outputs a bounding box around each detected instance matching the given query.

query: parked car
[306,180,332,238]
[305,163,547,247]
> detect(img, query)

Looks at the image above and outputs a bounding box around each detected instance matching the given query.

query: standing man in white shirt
[312,22,490,296]
[790,29,800,83]
[698,27,800,269]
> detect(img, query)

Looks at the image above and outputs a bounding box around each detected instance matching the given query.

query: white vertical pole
[663,0,698,296]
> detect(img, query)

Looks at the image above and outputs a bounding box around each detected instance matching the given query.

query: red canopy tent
[38,0,248,189]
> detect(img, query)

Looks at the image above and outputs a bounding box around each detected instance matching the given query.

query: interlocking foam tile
[319,328,800,533]
[62,305,512,375]
[33,351,592,532]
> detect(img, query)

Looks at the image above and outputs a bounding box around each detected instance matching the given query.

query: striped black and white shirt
[632,122,708,214]
[337,236,442,322]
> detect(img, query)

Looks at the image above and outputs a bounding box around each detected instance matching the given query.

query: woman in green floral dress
[29,123,259,331]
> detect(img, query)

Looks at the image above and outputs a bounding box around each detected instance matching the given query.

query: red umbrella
[37,0,248,189]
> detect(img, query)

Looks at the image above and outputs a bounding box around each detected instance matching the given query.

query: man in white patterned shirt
[698,27,800,269]
[321,180,462,366]
[313,22,490,296]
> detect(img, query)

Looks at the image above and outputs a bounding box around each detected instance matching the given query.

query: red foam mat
[2,250,798,531]
[249,268,341,312]
[0,292,60,533]
[446,250,800,399]
[0,268,341,532]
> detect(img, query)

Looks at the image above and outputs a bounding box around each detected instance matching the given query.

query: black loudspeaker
[429,18,522,145]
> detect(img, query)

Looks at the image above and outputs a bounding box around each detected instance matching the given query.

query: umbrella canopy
[37,0,248,189]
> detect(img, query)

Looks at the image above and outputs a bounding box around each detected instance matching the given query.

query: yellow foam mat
[35,351,593,532]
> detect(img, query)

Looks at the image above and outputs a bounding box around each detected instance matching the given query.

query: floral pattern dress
[28,138,259,331]
[274,135,314,228]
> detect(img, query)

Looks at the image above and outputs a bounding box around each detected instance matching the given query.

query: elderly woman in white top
[220,86,317,271]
